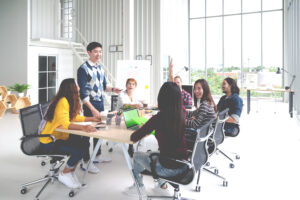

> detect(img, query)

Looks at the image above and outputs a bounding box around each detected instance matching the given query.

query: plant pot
[0,94,2,101]
[18,93,25,97]
[7,91,11,95]
[7,102,11,108]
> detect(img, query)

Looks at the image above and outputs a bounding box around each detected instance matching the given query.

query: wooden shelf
[0,91,31,117]
[0,101,6,119]
[0,86,8,101]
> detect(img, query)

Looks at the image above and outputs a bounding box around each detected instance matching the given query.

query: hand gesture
[82,125,97,132]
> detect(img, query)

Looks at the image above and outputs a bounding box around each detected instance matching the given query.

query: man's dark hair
[87,42,102,52]
[224,77,240,95]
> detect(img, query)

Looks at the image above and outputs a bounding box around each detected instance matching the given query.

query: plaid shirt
[181,89,192,107]
[77,61,107,103]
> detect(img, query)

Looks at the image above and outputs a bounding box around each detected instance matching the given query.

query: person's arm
[55,98,97,132]
[130,114,158,142]
[186,102,211,129]
[168,57,174,82]
[226,95,243,124]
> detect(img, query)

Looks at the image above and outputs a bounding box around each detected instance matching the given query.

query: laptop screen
[123,109,140,128]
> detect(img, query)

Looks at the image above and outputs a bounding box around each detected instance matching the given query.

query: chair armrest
[20,134,56,142]
[149,153,192,168]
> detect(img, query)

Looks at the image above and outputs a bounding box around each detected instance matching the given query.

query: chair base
[217,148,240,168]
[147,187,196,200]
[20,159,75,199]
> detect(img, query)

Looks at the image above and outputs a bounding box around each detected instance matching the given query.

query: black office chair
[40,101,51,166]
[19,104,73,200]
[216,123,241,168]
[146,120,214,199]
[199,109,230,188]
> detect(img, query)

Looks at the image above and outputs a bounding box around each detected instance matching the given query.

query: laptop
[123,109,140,131]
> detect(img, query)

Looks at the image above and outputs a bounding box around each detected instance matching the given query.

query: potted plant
[10,83,30,97]
[7,86,13,95]
[0,92,2,101]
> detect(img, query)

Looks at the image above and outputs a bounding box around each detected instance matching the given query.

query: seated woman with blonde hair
[117,78,143,110]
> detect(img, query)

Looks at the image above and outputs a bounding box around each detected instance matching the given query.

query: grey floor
[1,100,300,200]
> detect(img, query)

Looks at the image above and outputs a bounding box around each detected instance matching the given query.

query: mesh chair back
[191,119,215,172]
[213,108,229,146]
[19,104,43,155]
[41,101,50,117]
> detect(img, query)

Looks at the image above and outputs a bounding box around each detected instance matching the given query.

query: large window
[38,56,57,104]
[189,0,283,97]
[61,0,73,39]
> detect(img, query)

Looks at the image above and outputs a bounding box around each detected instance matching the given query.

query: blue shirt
[217,93,243,134]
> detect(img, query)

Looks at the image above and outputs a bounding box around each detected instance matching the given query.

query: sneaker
[124,184,147,197]
[93,154,112,163]
[153,182,169,194]
[71,172,81,187]
[58,172,81,189]
[80,162,100,174]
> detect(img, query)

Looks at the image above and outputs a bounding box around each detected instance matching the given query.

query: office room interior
[0,0,300,199]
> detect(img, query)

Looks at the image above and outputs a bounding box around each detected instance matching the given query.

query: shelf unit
[0,86,31,118]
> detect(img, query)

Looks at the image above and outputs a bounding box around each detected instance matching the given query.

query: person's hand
[91,108,101,119]
[91,117,101,122]
[113,88,122,94]
[82,125,97,132]
[169,57,174,70]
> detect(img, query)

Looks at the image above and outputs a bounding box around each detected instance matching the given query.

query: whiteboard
[116,60,151,103]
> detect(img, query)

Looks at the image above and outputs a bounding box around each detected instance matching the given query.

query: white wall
[0,0,28,86]
[27,44,74,104]
[31,0,60,39]
[161,0,189,84]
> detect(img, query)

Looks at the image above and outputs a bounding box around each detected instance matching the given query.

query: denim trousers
[133,151,187,187]
[41,134,90,168]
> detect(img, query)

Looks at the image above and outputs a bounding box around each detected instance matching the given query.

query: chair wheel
[236,155,240,160]
[195,186,201,192]
[69,191,75,197]
[206,162,210,167]
[41,161,46,166]
[223,181,228,187]
[109,148,113,152]
[20,188,27,194]
[214,169,219,174]
[230,163,235,168]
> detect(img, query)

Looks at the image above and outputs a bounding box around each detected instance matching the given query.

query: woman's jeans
[133,151,187,187]
[41,134,89,168]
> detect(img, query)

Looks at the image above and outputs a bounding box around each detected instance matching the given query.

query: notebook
[123,109,141,130]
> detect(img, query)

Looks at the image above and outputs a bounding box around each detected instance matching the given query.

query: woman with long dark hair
[40,78,100,189]
[187,79,216,129]
[124,82,188,197]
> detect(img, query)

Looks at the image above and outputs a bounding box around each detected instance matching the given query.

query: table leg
[289,92,294,118]
[247,90,250,114]
[82,138,103,185]
[121,144,144,200]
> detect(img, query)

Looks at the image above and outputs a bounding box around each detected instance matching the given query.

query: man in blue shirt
[77,42,121,173]
[217,77,243,137]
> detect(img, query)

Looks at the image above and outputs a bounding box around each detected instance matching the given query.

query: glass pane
[243,0,261,13]
[189,0,205,18]
[207,0,223,17]
[206,17,223,95]
[48,72,56,87]
[224,0,241,15]
[39,89,47,104]
[190,19,206,83]
[39,56,47,71]
[263,0,282,11]
[224,15,241,85]
[262,11,282,88]
[242,13,261,89]
[48,56,56,71]
[39,72,47,88]
[48,88,56,101]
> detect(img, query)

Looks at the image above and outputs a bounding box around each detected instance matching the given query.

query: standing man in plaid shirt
[168,58,193,108]
[77,42,121,173]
